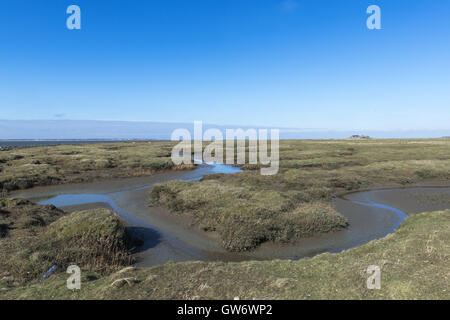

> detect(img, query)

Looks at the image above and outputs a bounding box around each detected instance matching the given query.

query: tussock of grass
[151,180,347,251]
[41,209,134,274]
[0,200,134,287]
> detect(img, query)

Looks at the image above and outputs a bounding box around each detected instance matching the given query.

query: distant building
[348,135,371,140]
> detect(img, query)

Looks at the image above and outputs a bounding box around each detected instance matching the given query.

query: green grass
[2,209,448,300]
[150,180,347,251]
[0,141,193,191]
[150,139,450,251]
[1,139,450,299]
[0,199,135,287]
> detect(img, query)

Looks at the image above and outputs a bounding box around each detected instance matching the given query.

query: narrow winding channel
[11,161,450,266]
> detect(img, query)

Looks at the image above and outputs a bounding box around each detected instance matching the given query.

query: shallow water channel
[11,162,450,266]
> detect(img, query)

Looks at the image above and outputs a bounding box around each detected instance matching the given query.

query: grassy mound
[40,209,134,274]
[0,199,134,286]
[150,180,347,251]
[2,210,448,300]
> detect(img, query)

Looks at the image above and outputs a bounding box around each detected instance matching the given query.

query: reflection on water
[39,194,110,207]
[39,193,152,228]
[351,198,408,231]
[39,161,241,212]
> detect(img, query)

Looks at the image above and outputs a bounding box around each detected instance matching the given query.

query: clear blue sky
[0,0,449,130]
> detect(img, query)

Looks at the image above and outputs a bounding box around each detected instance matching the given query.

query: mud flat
[10,162,450,266]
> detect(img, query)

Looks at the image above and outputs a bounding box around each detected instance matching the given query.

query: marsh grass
[150,180,347,251]
[3,139,450,252]
[1,139,450,299]
[0,199,134,286]
[3,210,448,300]
[151,139,450,251]
[0,141,191,191]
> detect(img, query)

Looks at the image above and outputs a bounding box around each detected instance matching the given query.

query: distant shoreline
[0,139,140,149]
[2,137,450,149]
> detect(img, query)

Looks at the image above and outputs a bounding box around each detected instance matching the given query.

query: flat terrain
[151,139,450,251]
[1,139,450,299]
[0,141,192,191]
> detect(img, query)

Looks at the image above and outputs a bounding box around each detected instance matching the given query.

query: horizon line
[1,119,449,133]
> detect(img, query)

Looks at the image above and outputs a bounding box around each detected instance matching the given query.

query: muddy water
[10,163,450,266]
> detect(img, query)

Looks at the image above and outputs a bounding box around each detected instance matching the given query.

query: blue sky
[0,0,449,131]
